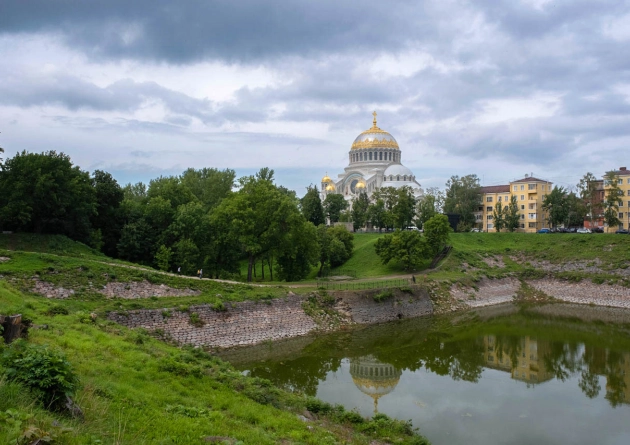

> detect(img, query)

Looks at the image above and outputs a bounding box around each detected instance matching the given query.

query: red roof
[480,185,510,194]
[511,176,549,183]
[608,167,630,176]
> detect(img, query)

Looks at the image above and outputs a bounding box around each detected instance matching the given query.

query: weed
[212,302,227,312]
[373,290,394,303]
[189,312,204,327]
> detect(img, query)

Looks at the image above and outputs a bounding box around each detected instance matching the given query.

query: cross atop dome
[372,110,377,128]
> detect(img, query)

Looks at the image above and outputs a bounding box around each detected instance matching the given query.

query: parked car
[470,228,481,233]
[615,229,629,234]
[537,228,550,233]
[577,228,592,234]
[591,227,604,233]
[405,226,419,231]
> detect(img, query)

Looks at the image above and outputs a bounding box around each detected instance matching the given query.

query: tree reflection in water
[228,307,630,408]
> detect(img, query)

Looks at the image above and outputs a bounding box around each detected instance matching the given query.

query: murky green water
[220,304,630,445]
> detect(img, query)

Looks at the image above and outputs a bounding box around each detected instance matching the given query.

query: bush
[0,341,78,409]
[373,290,394,303]
[46,304,69,316]
[189,312,204,327]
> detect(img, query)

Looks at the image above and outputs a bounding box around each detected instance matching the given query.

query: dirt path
[1,247,421,288]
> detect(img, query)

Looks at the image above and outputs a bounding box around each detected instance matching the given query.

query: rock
[64,395,84,420]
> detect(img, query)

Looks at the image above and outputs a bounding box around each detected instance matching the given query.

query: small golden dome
[325,184,336,191]
[355,181,366,189]
[322,173,332,183]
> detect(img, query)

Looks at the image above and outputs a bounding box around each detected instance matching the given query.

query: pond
[219,303,630,445]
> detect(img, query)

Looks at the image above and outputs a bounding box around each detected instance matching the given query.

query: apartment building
[603,167,630,231]
[475,175,553,233]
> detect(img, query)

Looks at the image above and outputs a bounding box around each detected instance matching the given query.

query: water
[219,303,630,445]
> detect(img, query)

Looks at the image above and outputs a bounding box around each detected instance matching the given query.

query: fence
[316,278,411,291]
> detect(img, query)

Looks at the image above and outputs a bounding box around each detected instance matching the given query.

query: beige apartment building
[475,175,553,233]
[603,166,630,231]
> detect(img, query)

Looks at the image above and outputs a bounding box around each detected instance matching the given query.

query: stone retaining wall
[108,295,317,348]
[450,278,521,309]
[108,288,433,348]
[528,278,630,308]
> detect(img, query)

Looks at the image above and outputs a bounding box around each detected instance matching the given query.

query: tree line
[0,151,359,282]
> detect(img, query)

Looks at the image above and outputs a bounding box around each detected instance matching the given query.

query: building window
[520,195,525,200]
[520,214,525,219]
[520,224,525,228]
[498,196,502,202]
[528,184,536,190]
[488,223,494,229]
[397,175,400,181]
[627,178,630,184]
[369,152,372,160]
[521,205,525,210]
[529,213,536,219]
[521,185,524,191]
[486,196,493,202]
[513,186,517,191]
[487,206,493,212]
[619,212,624,219]
[505,195,509,201]
[403,175,407,181]
[360,153,363,161]
[529,222,536,228]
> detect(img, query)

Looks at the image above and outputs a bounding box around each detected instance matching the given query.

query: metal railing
[316,278,411,291]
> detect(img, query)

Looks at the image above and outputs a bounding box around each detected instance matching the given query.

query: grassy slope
[0,282,427,444]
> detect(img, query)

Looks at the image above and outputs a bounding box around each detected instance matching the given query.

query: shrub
[189,312,204,327]
[212,302,227,312]
[46,305,69,316]
[373,290,394,303]
[0,341,78,409]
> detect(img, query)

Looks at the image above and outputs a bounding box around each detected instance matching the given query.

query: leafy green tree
[117,219,155,263]
[375,230,429,271]
[180,167,235,211]
[371,186,399,229]
[505,195,520,232]
[367,199,387,231]
[275,220,319,281]
[147,175,197,210]
[173,238,200,275]
[423,214,451,255]
[315,224,354,276]
[577,172,603,229]
[328,225,354,264]
[492,201,506,232]
[300,185,325,226]
[0,151,96,243]
[392,186,416,229]
[443,175,481,229]
[214,168,307,282]
[155,245,173,271]
[351,191,370,230]
[542,186,568,228]
[416,194,437,230]
[603,171,623,232]
[323,194,348,223]
[91,170,124,256]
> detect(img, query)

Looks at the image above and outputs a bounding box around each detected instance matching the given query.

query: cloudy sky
[2,0,630,195]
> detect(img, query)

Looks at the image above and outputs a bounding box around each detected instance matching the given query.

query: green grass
[0,282,428,444]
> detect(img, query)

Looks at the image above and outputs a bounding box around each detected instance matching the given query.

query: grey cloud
[0,0,431,64]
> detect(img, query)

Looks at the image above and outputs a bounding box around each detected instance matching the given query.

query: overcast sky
[2,0,630,195]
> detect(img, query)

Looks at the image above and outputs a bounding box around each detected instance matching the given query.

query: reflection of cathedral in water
[350,355,402,413]
[483,335,554,384]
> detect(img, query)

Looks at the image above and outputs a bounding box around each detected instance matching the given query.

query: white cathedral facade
[321,112,423,202]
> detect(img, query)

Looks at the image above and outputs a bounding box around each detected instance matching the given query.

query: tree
[180,167,235,211]
[351,191,370,230]
[275,220,319,281]
[0,151,96,243]
[505,195,520,232]
[323,194,348,223]
[371,187,399,229]
[91,170,124,256]
[416,195,437,230]
[492,201,506,232]
[423,214,451,255]
[300,185,325,226]
[443,175,481,230]
[603,171,623,232]
[315,224,354,276]
[367,199,387,231]
[374,230,429,271]
[154,245,173,271]
[392,186,416,229]
[577,172,603,229]
[542,186,569,228]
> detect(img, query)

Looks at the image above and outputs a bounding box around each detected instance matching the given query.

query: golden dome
[322,173,332,183]
[351,111,399,151]
[325,184,336,191]
[355,180,366,189]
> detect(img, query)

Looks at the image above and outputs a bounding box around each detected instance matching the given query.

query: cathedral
[321,112,423,202]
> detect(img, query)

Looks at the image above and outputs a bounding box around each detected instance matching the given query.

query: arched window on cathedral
[389,175,393,181]
[403,175,407,181]
[369,152,373,160]
[379,152,383,160]
[360,153,363,161]
[397,175,400,181]
[388,152,392,161]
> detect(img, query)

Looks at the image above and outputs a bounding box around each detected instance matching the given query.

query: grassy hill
[0,234,429,445]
